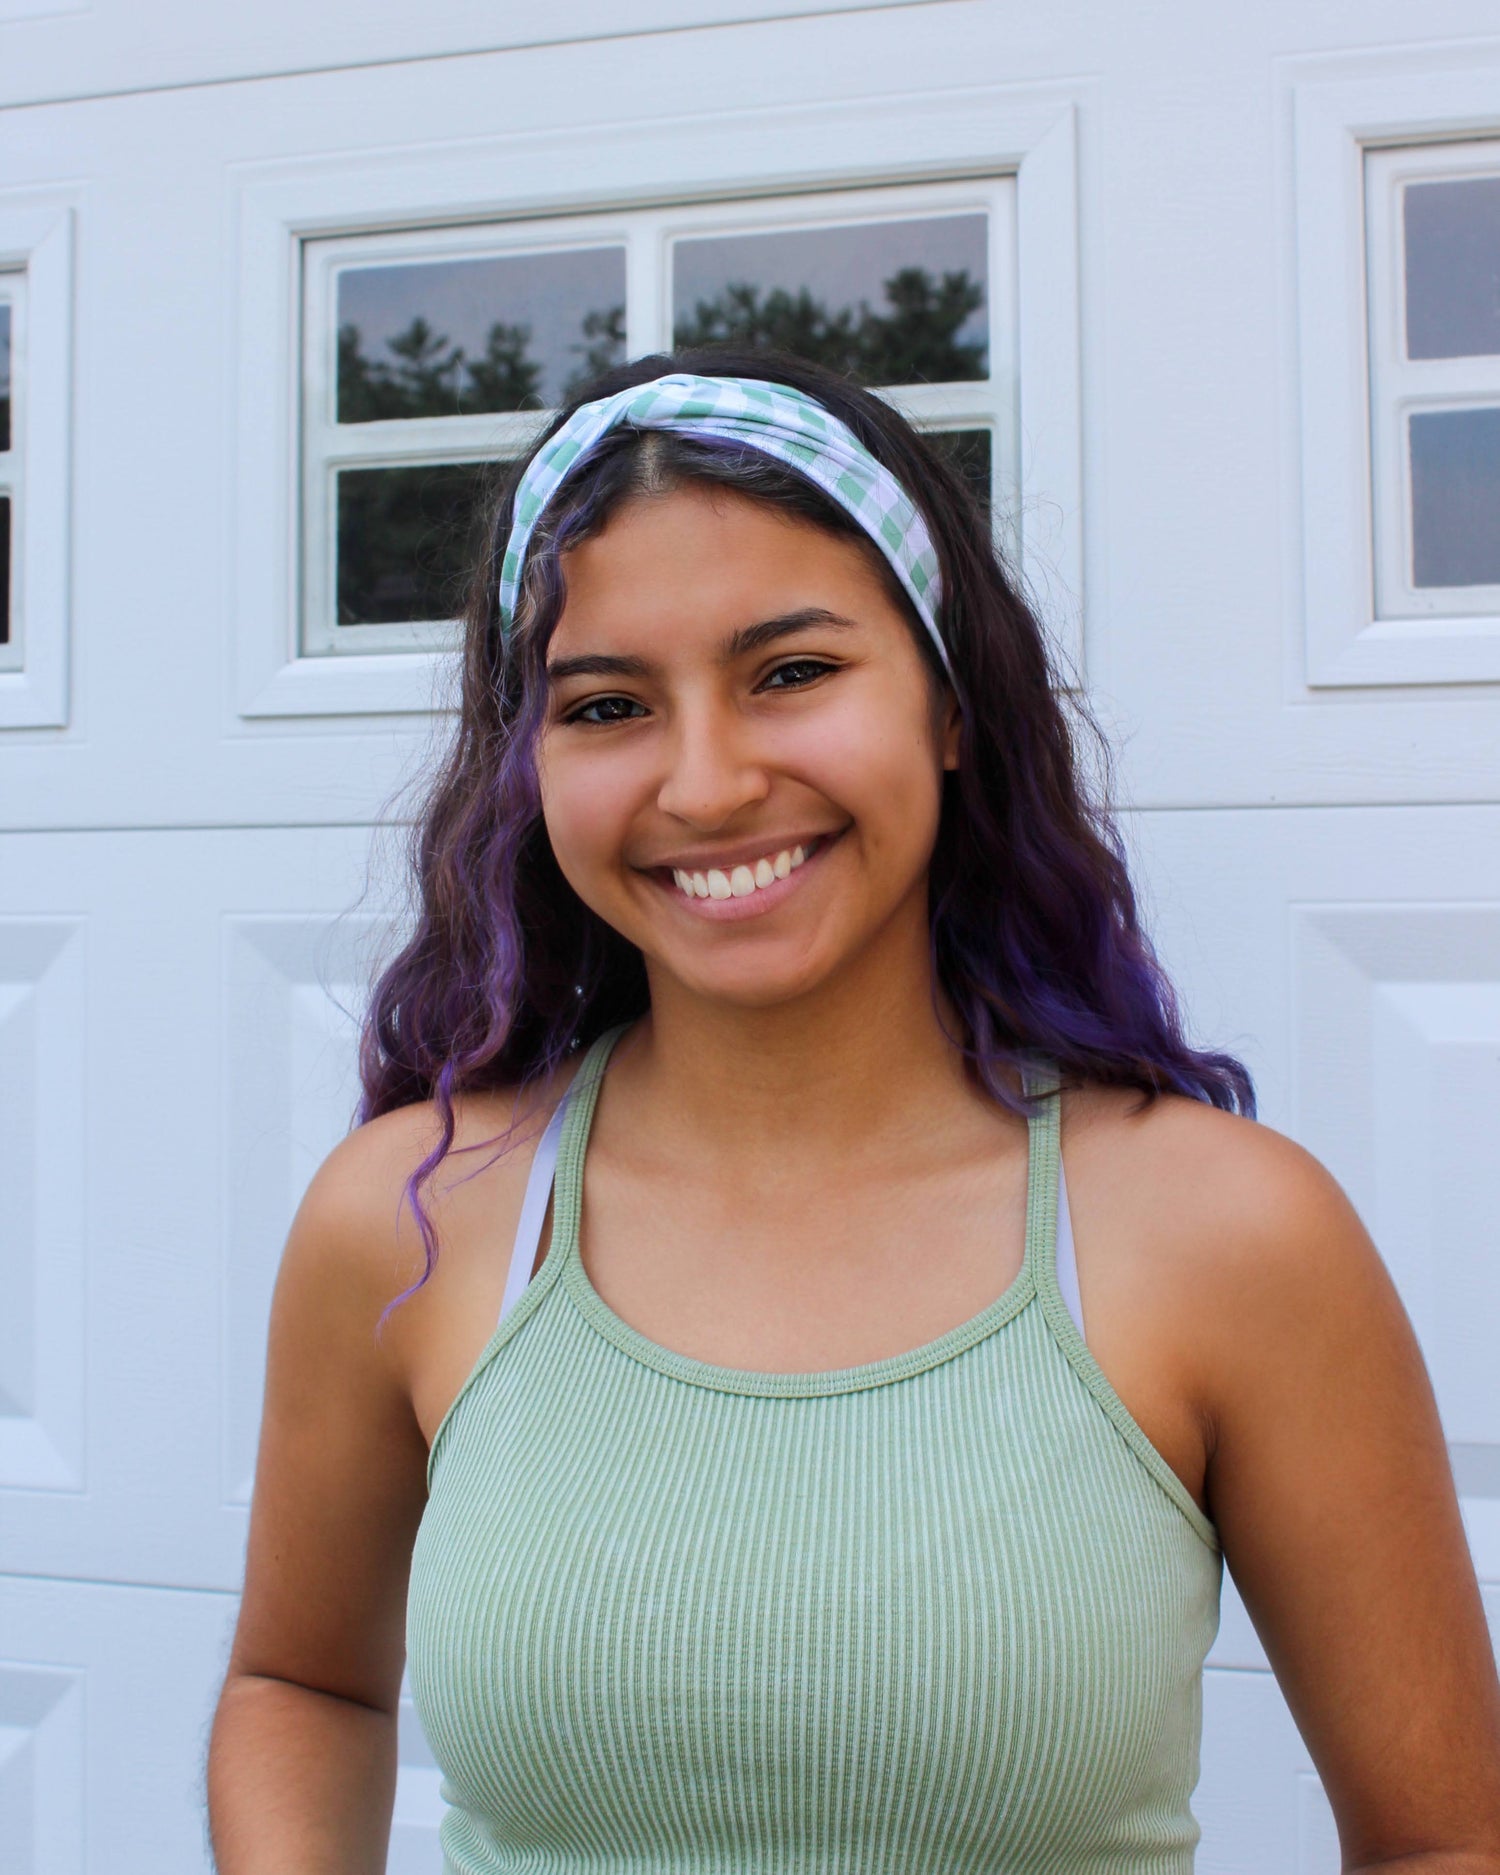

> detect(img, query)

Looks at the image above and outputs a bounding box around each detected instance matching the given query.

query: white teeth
[672,840,820,903]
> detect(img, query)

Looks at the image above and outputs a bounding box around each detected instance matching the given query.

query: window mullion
[878,383,997,426]
[628,209,667,358]
[322,412,546,463]
[1388,357,1500,404]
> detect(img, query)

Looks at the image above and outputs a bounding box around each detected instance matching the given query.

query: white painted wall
[1,3,1498,1868]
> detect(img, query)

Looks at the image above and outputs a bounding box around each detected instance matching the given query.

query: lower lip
[652,835,839,923]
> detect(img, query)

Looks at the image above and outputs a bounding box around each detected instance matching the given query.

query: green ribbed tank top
[408,1027,1222,1872]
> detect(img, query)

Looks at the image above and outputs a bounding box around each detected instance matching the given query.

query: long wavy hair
[357,343,1255,1298]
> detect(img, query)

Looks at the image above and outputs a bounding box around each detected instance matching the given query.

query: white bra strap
[1055,1150,1085,1342]
[498,1092,572,1328]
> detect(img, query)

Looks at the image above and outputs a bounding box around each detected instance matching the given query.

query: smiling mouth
[656,836,836,907]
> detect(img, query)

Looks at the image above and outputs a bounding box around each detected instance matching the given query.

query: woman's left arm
[1194,1128,1500,1871]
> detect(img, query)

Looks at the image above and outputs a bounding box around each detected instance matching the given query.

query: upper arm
[1193,1128,1500,1860]
[226,1115,435,1713]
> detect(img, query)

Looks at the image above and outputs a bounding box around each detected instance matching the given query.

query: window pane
[1409,407,1500,587]
[926,426,992,519]
[1404,175,1500,359]
[336,462,497,625]
[0,301,10,454]
[0,494,9,645]
[336,247,626,422]
[672,214,988,385]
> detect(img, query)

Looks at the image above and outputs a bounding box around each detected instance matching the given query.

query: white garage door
[1,3,1497,1868]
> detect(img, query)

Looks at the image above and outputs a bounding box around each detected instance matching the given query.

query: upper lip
[639,831,839,874]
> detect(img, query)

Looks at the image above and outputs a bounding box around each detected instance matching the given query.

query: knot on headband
[497,372,952,682]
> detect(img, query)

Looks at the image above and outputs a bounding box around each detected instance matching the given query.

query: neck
[613,901,993,1160]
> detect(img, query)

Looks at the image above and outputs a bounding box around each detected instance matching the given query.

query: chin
[653,947,837,1013]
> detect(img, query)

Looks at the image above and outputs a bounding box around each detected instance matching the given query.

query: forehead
[550,485,898,648]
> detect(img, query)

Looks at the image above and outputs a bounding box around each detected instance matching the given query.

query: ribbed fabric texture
[408,1029,1222,1873]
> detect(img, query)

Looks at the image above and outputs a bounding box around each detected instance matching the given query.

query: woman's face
[536,482,960,1012]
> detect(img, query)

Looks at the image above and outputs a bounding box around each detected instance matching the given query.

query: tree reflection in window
[336,261,986,429]
[0,300,10,452]
[672,267,985,385]
[0,497,9,646]
[672,213,989,384]
[336,305,626,423]
[336,462,498,625]
[0,300,11,646]
[926,428,993,524]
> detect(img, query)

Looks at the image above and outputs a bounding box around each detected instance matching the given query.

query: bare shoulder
[1063,1075,1373,1285]
[1061,1076,1412,1430]
[282,1059,578,1335]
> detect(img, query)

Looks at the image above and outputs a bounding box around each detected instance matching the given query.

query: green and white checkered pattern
[497,372,951,680]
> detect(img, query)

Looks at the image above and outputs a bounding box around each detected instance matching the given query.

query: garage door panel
[223,909,392,1507]
[0,916,85,1493]
[0,827,394,1590]
[1197,1667,1338,1873]
[1130,802,1500,1585]
[0,1575,236,1875]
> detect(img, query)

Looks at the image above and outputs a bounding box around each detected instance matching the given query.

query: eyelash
[562,657,838,726]
[565,694,645,726]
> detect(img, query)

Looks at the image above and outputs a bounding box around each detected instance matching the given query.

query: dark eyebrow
[546,608,860,684]
[724,608,861,659]
[545,651,651,683]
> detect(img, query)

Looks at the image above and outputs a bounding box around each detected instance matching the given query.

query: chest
[409,1297,1222,1870]
[564,1137,1210,1518]
[408,1086,1213,1520]
[575,1136,1033,1372]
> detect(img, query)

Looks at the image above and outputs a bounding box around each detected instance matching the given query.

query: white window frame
[298,180,1017,661]
[299,219,606,657]
[1365,139,1500,627]
[0,196,71,728]
[232,85,1082,718]
[1292,65,1500,687]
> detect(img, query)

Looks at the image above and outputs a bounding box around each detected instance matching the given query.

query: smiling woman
[537,484,958,1000]
[207,347,1500,1874]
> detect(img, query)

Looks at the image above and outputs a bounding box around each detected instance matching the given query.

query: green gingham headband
[497,372,953,682]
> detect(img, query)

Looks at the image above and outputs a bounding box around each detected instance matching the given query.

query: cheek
[536,740,636,883]
[798,692,946,847]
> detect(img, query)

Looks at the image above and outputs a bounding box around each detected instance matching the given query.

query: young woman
[207,349,1500,1872]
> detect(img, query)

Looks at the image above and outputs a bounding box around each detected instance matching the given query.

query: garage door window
[1366,141,1500,620]
[299,179,1016,657]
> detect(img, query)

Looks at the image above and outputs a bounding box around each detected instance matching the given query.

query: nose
[654,697,771,829]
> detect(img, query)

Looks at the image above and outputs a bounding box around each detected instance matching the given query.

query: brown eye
[568,695,647,726]
[761,659,836,690]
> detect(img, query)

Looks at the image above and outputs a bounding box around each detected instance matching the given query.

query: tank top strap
[1018,1053,1070,1327]
[549,1022,631,1271]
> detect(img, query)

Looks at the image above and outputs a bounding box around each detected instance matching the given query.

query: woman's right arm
[207,1115,436,1874]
